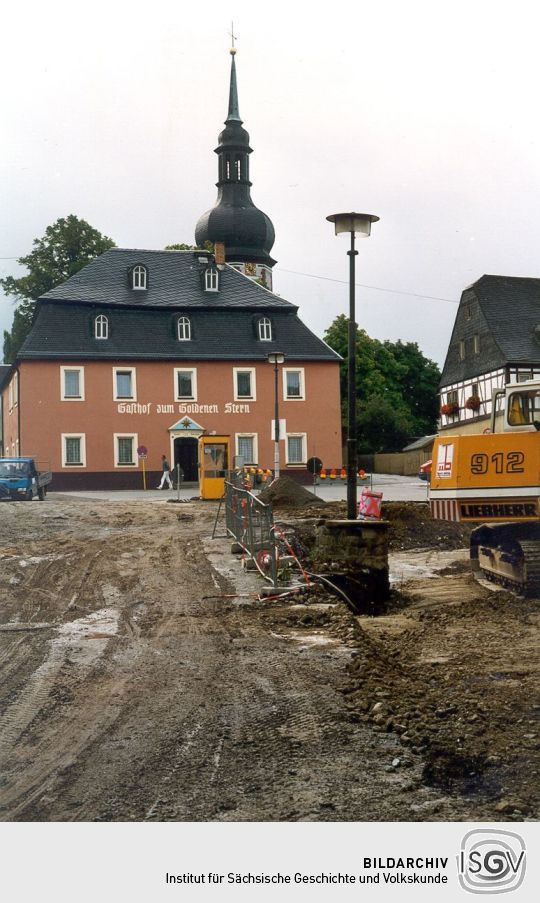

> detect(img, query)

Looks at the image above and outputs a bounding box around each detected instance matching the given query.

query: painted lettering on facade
[178,403,220,414]
[117,401,252,415]
[117,403,153,414]
[224,403,251,414]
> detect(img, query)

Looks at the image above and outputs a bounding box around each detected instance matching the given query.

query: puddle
[389,549,469,585]
[271,629,340,648]
[291,632,339,647]
[0,607,119,758]
[56,608,120,652]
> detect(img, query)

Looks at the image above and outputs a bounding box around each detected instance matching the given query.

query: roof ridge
[477,273,540,283]
[108,248,196,255]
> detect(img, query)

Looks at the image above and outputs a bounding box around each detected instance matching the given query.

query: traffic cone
[330,469,336,481]
[340,467,346,481]
[320,468,327,480]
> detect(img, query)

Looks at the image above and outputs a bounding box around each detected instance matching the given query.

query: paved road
[55,473,430,504]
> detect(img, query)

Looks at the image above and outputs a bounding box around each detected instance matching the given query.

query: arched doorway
[174,437,198,482]
[169,417,204,485]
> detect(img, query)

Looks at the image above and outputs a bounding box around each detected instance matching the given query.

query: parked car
[0,457,52,500]
[418,459,432,482]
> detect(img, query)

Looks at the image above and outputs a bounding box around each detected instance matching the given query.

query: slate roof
[402,435,436,452]
[19,249,340,363]
[39,249,291,310]
[440,274,540,387]
[20,304,339,361]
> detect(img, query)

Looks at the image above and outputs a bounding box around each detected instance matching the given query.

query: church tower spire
[195,44,276,288]
[227,45,241,122]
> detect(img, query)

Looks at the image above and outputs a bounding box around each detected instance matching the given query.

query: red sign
[137,445,148,457]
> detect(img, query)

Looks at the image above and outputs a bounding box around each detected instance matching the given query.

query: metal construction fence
[223,479,278,589]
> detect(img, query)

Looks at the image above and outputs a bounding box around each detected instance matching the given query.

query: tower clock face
[245,262,256,276]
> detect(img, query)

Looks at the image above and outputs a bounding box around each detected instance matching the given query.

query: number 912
[470,452,525,474]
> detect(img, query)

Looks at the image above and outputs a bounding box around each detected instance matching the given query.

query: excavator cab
[490,380,540,431]
[506,386,540,429]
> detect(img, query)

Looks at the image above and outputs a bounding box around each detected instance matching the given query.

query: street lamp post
[267,352,285,479]
[326,212,379,520]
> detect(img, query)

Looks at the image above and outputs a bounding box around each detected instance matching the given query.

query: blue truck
[0,457,52,501]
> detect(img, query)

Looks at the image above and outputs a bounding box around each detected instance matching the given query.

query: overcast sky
[2,0,539,367]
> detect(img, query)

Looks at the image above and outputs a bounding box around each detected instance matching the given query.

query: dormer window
[205,268,219,292]
[132,265,147,290]
[258,317,272,341]
[95,314,108,340]
[177,316,191,341]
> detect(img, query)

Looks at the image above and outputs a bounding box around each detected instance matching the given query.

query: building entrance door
[174,437,198,482]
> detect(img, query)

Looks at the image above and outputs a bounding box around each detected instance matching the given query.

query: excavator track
[470,523,540,597]
[521,540,540,598]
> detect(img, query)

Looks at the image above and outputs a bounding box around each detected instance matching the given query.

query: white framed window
[12,371,18,406]
[233,367,256,401]
[473,334,480,354]
[8,380,13,411]
[286,433,307,465]
[258,317,272,341]
[177,316,191,341]
[113,367,136,401]
[60,366,85,401]
[205,268,219,291]
[459,340,466,361]
[283,368,305,400]
[174,368,197,401]
[235,433,258,465]
[95,314,108,339]
[62,433,86,468]
[114,433,138,467]
[132,265,147,290]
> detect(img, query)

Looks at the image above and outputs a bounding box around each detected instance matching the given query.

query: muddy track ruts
[1,496,485,823]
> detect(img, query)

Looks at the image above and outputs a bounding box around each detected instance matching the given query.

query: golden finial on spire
[229,21,237,55]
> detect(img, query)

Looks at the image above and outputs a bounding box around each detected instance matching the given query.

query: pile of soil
[258,476,320,509]
[273,501,472,554]
[382,502,472,551]
[340,581,540,817]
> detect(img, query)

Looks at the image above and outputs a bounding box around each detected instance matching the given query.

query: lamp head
[326,212,379,237]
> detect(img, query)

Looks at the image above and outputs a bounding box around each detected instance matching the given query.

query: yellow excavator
[430,380,540,595]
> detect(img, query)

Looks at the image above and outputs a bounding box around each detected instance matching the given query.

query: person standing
[157,455,173,489]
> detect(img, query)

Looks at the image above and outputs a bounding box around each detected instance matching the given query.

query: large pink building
[0,52,342,488]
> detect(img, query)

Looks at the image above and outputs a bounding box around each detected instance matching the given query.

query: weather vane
[229,21,237,55]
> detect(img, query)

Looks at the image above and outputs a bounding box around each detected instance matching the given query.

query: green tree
[383,339,441,436]
[1,215,115,363]
[323,315,441,452]
[357,395,412,453]
[165,241,214,251]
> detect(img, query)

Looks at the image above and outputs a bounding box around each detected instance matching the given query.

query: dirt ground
[0,494,538,822]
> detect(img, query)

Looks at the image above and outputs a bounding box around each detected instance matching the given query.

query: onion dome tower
[195,46,276,290]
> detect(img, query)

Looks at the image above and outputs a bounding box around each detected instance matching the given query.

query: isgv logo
[458,829,526,894]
